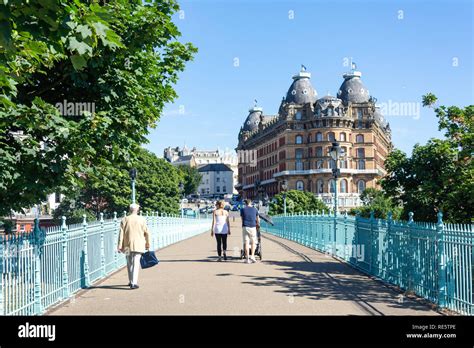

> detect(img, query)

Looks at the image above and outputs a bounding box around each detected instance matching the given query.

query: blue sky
[145,0,473,157]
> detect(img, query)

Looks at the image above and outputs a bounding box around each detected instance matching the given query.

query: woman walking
[211,200,231,261]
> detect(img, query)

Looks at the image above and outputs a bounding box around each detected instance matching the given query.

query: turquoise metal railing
[262,211,473,315]
[0,212,211,315]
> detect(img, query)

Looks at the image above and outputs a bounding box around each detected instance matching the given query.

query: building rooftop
[198,163,233,172]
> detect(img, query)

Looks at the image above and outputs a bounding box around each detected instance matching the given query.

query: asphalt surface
[48,213,440,315]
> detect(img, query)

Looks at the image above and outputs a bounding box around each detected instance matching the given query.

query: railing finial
[437,211,443,225]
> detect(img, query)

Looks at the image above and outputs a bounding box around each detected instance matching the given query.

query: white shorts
[242,227,257,244]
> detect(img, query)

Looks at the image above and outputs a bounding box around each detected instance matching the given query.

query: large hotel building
[235,65,393,210]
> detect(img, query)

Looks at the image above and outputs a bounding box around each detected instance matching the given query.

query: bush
[269,190,328,215]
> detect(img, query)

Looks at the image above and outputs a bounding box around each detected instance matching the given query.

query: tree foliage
[176,165,202,196]
[54,148,182,219]
[349,188,402,220]
[0,0,196,216]
[269,190,328,215]
[381,95,473,223]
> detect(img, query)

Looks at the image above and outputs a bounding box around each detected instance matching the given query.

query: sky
[145,0,473,157]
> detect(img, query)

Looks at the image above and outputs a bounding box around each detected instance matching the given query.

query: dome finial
[301,64,306,72]
[351,60,357,72]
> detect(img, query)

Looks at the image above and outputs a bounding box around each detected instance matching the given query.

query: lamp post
[129,168,137,204]
[281,180,288,216]
[179,182,184,218]
[328,142,345,252]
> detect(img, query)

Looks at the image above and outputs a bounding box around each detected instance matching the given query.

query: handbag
[140,250,159,269]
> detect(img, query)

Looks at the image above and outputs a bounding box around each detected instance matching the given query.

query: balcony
[316,193,362,209]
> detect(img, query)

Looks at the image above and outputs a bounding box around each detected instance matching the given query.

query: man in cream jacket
[117,203,151,289]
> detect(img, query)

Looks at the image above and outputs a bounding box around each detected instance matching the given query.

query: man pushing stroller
[240,199,260,264]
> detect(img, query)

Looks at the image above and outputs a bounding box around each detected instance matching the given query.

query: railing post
[100,213,105,277]
[369,210,374,273]
[113,212,118,268]
[407,212,414,293]
[61,216,70,300]
[33,218,43,315]
[387,211,393,282]
[0,233,3,315]
[333,207,338,256]
[82,215,90,288]
[436,212,447,308]
[343,211,348,260]
[354,210,360,266]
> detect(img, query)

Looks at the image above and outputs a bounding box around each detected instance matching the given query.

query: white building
[164,146,239,194]
[197,163,234,197]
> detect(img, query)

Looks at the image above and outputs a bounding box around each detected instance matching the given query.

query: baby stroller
[240,225,262,260]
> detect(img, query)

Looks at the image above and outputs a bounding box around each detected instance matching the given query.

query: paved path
[48,213,439,315]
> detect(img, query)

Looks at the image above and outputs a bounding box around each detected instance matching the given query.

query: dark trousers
[215,234,228,256]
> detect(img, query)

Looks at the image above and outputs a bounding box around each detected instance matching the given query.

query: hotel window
[356,134,364,143]
[216,177,220,182]
[316,160,323,169]
[357,180,366,193]
[295,135,303,144]
[327,107,333,116]
[357,109,363,128]
[295,149,303,171]
[358,160,366,169]
[329,159,336,169]
[296,180,304,191]
[339,132,346,142]
[317,179,324,193]
[295,111,302,120]
[316,147,323,157]
[357,148,365,158]
[340,179,348,193]
[327,132,335,141]
[223,186,227,192]
[316,132,322,142]
[216,186,220,193]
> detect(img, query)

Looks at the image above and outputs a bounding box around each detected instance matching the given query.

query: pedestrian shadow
[239,236,440,315]
[161,255,243,263]
[87,284,131,291]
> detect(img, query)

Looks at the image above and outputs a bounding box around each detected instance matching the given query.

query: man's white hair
[129,203,140,212]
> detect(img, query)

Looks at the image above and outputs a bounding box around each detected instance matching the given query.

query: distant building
[236,65,392,211]
[164,145,238,194]
[197,163,233,197]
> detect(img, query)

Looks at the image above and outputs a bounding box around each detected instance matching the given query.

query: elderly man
[117,203,151,289]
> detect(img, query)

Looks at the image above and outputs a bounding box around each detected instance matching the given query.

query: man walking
[240,199,260,264]
[117,203,151,289]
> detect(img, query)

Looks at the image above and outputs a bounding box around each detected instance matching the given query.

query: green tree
[349,188,402,219]
[55,148,182,218]
[269,190,328,215]
[0,0,196,216]
[381,95,473,223]
[133,149,181,214]
[176,165,202,196]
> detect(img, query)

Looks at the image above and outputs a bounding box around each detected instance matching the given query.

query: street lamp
[129,168,137,204]
[328,142,345,252]
[255,179,265,210]
[281,180,288,216]
[178,182,184,218]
